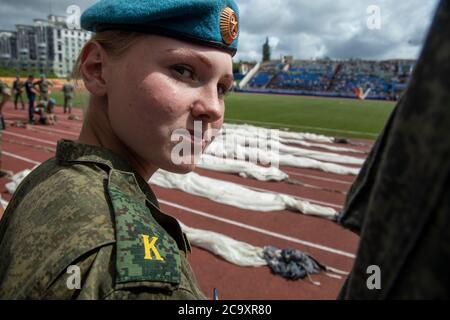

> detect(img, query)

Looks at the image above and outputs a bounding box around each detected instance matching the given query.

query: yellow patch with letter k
[142,235,164,261]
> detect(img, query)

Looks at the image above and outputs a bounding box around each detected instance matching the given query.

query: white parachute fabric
[222,123,364,154]
[206,142,360,176]
[179,221,346,281]
[150,170,337,219]
[0,196,8,211]
[197,154,289,181]
[5,169,33,195]
[277,138,365,154]
[212,133,364,165]
[223,123,334,143]
[276,141,364,165]
[178,221,267,267]
[1,169,345,281]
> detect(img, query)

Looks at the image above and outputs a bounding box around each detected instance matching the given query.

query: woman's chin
[162,159,197,174]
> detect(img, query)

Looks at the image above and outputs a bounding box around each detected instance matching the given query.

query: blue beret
[81,0,240,56]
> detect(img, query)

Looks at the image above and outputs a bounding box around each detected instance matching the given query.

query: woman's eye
[173,65,194,79]
[217,84,229,98]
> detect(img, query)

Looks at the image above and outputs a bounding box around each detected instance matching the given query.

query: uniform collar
[56,139,134,173]
[55,139,191,253]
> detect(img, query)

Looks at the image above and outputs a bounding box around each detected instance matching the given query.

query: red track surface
[0,101,374,300]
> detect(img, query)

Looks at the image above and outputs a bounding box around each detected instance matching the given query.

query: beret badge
[220,7,239,45]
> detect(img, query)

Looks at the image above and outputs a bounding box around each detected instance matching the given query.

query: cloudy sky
[0,0,440,62]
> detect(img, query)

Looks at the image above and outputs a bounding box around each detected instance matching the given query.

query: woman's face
[103,35,233,174]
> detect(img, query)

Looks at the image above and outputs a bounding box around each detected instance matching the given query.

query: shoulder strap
[107,169,181,286]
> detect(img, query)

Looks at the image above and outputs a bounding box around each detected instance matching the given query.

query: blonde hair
[73,30,145,80]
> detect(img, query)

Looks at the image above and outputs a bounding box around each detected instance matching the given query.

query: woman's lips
[186,129,207,149]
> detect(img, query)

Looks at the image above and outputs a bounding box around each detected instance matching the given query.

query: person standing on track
[0,79,11,179]
[12,76,25,111]
[0,0,239,299]
[0,79,11,130]
[62,78,75,114]
[33,73,54,103]
[24,75,37,124]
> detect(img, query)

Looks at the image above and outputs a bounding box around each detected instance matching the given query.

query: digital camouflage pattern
[13,79,24,94]
[0,140,206,299]
[62,83,74,113]
[62,83,74,98]
[108,172,181,284]
[0,80,8,92]
[33,79,53,101]
[338,0,450,299]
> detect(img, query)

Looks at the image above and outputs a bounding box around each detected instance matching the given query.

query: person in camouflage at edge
[0,0,240,300]
[33,74,54,103]
[337,0,450,299]
[62,78,75,114]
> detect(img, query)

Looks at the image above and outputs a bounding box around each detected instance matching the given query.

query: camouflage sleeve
[337,106,399,234]
[101,255,207,300]
[42,249,99,299]
[43,242,207,300]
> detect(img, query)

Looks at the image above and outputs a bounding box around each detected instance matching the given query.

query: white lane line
[0,150,355,260]
[226,118,379,137]
[5,131,353,193]
[27,125,79,137]
[3,113,79,137]
[215,181,343,209]
[4,111,83,127]
[2,151,41,165]
[284,170,353,185]
[3,130,57,146]
[159,199,355,259]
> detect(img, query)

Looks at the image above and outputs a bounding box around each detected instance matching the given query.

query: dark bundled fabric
[263,246,323,280]
[334,138,349,144]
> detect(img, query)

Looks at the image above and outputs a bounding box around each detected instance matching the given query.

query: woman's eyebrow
[165,48,213,69]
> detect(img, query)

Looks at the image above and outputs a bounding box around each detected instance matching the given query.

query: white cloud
[234,0,440,61]
[0,0,440,62]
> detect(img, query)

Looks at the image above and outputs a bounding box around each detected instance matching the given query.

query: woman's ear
[80,42,108,97]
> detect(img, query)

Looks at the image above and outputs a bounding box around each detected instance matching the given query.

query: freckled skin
[104,35,232,175]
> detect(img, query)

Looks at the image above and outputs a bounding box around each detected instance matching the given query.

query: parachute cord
[306,273,321,286]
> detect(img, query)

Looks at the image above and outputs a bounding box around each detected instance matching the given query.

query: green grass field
[224,92,395,139]
[18,90,393,140]
[48,90,90,110]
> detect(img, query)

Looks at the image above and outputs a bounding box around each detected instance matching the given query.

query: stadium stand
[240,59,415,101]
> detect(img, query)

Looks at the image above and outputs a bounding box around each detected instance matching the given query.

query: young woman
[0,0,239,299]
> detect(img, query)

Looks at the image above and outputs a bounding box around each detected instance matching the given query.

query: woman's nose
[190,89,224,123]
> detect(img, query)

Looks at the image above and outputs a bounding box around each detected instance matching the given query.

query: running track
[0,101,374,300]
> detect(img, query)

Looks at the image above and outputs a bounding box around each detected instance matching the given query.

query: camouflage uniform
[12,78,25,110]
[62,83,74,114]
[33,79,53,102]
[0,80,8,94]
[0,80,10,130]
[0,140,206,300]
[0,80,11,102]
[338,0,450,299]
